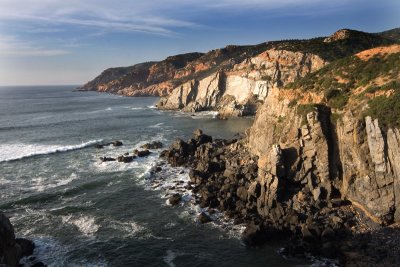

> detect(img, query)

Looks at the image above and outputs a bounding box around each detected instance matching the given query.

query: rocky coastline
[158,129,400,266]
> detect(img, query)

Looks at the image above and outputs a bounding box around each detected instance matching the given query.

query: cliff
[79,29,396,105]
[248,44,400,225]
[157,49,326,116]
[158,43,400,264]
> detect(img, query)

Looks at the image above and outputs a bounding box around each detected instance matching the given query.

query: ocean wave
[0,140,102,162]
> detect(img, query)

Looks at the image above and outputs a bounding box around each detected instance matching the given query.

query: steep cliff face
[158,49,326,116]
[247,44,400,224]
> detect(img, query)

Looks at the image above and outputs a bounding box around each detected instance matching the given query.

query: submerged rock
[198,212,212,224]
[168,194,181,205]
[112,140,123,147]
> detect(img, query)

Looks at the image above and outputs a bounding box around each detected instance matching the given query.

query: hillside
[78,28,397,101]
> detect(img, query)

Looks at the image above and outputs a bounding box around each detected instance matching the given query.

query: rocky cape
[157,42,400,265]
[79,28,398,117]
[78,28,400,265]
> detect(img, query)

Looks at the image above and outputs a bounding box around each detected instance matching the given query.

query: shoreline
[156,129,400,266]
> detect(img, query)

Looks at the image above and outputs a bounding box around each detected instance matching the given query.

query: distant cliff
[79,28,397,112]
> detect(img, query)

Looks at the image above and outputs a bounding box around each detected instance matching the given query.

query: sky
[0,0,399,86]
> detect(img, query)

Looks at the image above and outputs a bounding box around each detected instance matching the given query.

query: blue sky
[0,0,399,86]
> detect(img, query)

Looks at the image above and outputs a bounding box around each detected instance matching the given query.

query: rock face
[0,213,35,267]
[158,49,326,116]
[247,86,400,225]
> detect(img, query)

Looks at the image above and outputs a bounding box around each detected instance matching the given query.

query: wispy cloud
[0,0,358,36]
[0,35,70,56]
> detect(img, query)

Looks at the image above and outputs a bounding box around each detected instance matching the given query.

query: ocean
[0,85,306,266]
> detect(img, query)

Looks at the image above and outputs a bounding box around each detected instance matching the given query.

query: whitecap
[147,105,157,109]
[61,215,99,236]
[0,140,102,162]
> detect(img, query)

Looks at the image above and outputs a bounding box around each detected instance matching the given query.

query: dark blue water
[0,86,306,266]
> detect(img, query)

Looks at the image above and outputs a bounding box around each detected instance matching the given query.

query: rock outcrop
[0,213,36,267]
[158,49,326,116]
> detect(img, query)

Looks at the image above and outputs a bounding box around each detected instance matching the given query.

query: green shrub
[297,104,318,124]
[364,91,400,129]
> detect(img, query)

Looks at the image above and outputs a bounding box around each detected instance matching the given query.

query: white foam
[148,122,164,128]
[107,219,145,237]
[163,250,178,267]
[31,172,79,192]
[0,140,102,162]
[147,105,157,109]
[131,107,144,110]
[62,215,99,236]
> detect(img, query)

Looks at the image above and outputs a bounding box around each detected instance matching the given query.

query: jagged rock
[95,144,104,149]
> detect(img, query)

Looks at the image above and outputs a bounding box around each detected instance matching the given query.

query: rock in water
[112,140,123,147]
[16,238,35,257]
[168,194,181,205]
[133,149,151,157]
[241,222,267,246]
[0,213,36,267]
[141,141,163,149]
[198,212,212,224]
[100,157,116,162]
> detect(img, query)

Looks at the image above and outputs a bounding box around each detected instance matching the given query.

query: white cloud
[0,35,70,56]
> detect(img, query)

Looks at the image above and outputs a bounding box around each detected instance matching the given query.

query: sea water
[0,86,307,266]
